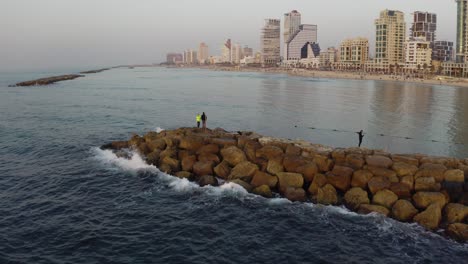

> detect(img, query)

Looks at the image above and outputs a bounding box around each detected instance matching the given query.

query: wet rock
[256,145,284,160]
[181,155,197,172]
[175,171,192,179]
[389,182,412,199]
[441,181,464,203]
[367,176,391,195]
[344,187,370,210]
[351,170,373,189]
[308,173,327,195]
[392,162,418,177]
[283,155,309,173]
[193,161,214,176]
[230,179,252,192]
[129,134,144,147]
[366,155,393,168]
[100,141,129,150]
[415,177,441,192]
[160,148,177,160]
[316,184,338,205]
[358,204,390,216]
[221,146,247,166]
[228,161,259,182]
[446,223,468,242]
[146,150,161,165]
[444,203,468,224]
[159,163,172,174]
[415,163,447,182]
[327,166,353,192]
[413,192,447,209]
[391,200,418,222]
[146,139,166,152]
[198,153,220,164]
[444,169,465,183]
[161,156,180,172]
[413,203,442,230]
[244,141,261,162]
[277,172,304,193]
[137,142,151,155]
[266,157,284,175]
[372,189,398,209]
[196,144,220,155]
[198,175,218,187]
[213,160,231,179]
[284,187,307,202]
[251,171,278,188]
[252,185,272,198]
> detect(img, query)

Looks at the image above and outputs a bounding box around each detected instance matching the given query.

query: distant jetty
[10,74,84,87]
[80,68,110,74]
[102,127,468,242]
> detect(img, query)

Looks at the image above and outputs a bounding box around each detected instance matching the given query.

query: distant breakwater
[101,127,468,242]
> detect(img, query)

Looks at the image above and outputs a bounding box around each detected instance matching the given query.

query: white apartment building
[404,37,432,70]
[221,39,232,63]
[374,10,406,70]
[198,43,209,64]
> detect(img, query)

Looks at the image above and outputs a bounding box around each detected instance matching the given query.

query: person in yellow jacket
[196,113,201,128]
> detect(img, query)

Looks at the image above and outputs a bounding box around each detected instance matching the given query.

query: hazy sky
[0,0,456,71]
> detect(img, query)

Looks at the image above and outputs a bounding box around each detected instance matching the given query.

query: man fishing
[356,130,365,147]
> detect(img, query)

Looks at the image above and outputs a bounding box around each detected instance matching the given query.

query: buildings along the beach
[198,43,209,64]
[261,19,281,66]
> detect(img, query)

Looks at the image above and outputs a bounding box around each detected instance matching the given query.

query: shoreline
[181,65,468,88]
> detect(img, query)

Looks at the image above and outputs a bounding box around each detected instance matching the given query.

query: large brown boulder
[372,189,398,209]
[277,172,304,193]
[160,156,180,172]
[367,176,391,194]
[389,183,411,199]
[296,163,318,183]
[251,171,278,188]
[193,161,214,176]
[391,155,419,167]
[252,185,273,198]
[198,153,220,164]
[101,140,129,150]
[230,179,253,192]
[211,137,237,147]
[283,155,309,172]
[444,203,468,224]
[313,155,334,172]
[367,166,398,182]
[413,203,442,230]
[160,148,177,160]
[146,139,166,152]
[228,161,259,182]
[266,157,284,175]
[400,175,414,190]
[316,184,338,205]
[351,170,373,189]
[332,149,347,165]
[446,223,468,242]
[244,141,262,162]
[366,155,393,168]
[179,136,204,151]
[412,192,447,209]
[129,134,144,147]
[284,187,307,202]
[213,160,231,179]
[344,187,370,210]
[358,204,390,216]
[308,173,327,195]
[256,145,284,160]
[136,142,151,155]
[414,177,441,192]
[146,150,161,165]
[392,162,418,177]
[175,171,192,179]
[444,169,465,183]
[285,145,302,156]
[327,166,353,192]
[221,146,247,166]
[181,155,197,172]
[198,175,218,187]
[415,163,447,182]
[346,154,365,170]
[391,199,419,222]
[196,144,219,155]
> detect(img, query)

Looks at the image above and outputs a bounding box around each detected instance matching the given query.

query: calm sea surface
[0,67,467,263]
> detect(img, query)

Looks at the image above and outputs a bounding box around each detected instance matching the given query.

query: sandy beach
[185,65,468,88]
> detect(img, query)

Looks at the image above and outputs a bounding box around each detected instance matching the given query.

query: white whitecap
[155,127,164,133]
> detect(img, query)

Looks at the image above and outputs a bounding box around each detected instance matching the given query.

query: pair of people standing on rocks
[196,112,207,129]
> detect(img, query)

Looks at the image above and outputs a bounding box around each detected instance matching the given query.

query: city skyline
[0,0,456,71]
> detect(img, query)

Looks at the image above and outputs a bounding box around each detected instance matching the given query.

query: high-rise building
[243,46,253,58]
[184,49,198,64]
[374,10,406,69]
[261,19,281,66]
[404,37,432,70]
[339,38,369,64]
[221,39,232,63]
[433,41,454,62]
[456,0,468,62]
[198,42,209,64]
[285,24,318,61]
[231,43,242,64]
[284,10,301,56]
[411,12,437,45]
[166,53,183,64]
[319,47,338,68]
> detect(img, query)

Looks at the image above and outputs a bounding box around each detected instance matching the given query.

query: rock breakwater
[102,127,468,242]
[11,74,84,87]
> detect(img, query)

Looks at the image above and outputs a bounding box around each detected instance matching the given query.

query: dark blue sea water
[1,67,467,263]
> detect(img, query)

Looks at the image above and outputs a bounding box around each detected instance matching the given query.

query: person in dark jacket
[356,130,364,147]
[201,112,207,130]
